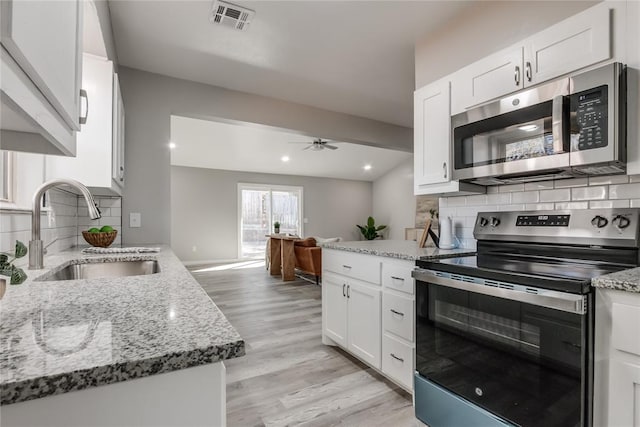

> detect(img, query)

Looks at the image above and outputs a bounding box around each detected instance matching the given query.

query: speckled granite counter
[592,267,640,293]
[320,240,475,261]
[0,246,244,405]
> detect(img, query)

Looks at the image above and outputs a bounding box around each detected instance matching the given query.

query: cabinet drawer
[612,302,640,356]
[383,292,414,342]
[382,334,414,391]
[382,261,414,295]
[323,249,381,285]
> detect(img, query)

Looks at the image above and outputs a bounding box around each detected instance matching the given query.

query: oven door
[414,269,591,427]
[451,78,570,184]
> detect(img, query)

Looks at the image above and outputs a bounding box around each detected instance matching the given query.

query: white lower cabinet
[382,334,414,391]
[322,249,416,393]
[347,281,382,369]
[594,288,640,427]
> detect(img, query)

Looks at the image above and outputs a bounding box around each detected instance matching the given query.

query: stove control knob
[612,215,631,230]
[490,217,501,227]
[479,217,489,227]
[591,215,609,228]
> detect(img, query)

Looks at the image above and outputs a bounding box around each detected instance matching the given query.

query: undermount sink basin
[39,260,160,281]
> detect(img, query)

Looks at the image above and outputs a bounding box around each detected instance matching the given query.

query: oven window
[454,100,567,170]
[416,282,585,427]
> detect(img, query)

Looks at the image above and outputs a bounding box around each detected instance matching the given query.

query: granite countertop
[592,267,640,293]
[320,239,475,261]
[0,246,244,405]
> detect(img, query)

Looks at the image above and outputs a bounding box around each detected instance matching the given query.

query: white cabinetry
[381,258,415,391]
[322,250,382,370]
[46,54,124,195]
[0,0,83,156]
[452,3,611,112]
[414,78,484,196]
[322,249,417,392]
[594,288,640,427]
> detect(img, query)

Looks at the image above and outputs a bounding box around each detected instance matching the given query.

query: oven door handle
[412,269,587,315]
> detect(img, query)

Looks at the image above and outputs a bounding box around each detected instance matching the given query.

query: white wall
[415,1,597,88]
[170,165,372,262]
[372,158,415,240]
[119,67,411,245]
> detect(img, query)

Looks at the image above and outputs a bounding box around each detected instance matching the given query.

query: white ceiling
[170,115,411,181]
[109,1,473,128]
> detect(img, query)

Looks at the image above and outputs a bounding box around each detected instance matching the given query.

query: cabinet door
[608,358,640,427]
[414,79,451,187]
[457,46,523,109]
[1,0,83,130]
[525,4,610,87]
[347,281,381,369]
[112,74,125,187]
[322,274,348,348]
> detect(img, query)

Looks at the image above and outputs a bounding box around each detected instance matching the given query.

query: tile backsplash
[0,189,122,256]
[439,174,640,249]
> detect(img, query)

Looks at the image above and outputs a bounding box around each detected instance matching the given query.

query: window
[238,183,303,259]
[0,151,15,203]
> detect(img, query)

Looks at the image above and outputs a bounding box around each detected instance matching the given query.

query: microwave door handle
[552,95,567,154]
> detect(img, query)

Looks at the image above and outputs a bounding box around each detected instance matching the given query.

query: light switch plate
[130,212,141,228]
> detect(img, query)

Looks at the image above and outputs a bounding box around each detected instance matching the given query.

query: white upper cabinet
[414,79,484,195]
[453,47,524,112]
[46,54,124,195]
[524,4,610,86]
[0,0,83,156]
[414,79,451,188]
[452,2,611,112]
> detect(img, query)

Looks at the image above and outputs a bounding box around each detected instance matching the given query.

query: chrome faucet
[29,179,101,270]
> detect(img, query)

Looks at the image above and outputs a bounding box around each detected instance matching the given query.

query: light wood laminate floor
[188,260,419,427]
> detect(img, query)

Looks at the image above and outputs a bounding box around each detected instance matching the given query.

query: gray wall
[118,67,411,245]
[415,1,597,88]
[171,165,372,262]
[372,158,416,240]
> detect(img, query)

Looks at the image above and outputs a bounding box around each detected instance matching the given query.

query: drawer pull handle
[390,276,404,281]
[390,309,405,317]
[390,353,404,363]
[347,285,350,298]
[342,265,352,269]
[343,284,346,297]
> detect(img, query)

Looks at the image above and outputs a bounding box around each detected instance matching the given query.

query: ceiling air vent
[209,0,255,31]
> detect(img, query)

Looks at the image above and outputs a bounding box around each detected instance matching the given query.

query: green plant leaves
[0,240,28,284]
[357,217,387,240]
[14,241,27,258]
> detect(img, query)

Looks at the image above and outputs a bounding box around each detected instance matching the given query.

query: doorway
[238,183,303,259]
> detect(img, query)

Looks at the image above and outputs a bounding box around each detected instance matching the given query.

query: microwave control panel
[571,85,608,151]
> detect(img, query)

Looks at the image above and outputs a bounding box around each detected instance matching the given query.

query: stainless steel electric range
[412,208,640,427]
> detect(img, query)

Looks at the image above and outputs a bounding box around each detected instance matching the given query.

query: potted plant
[0,240,28,299]
[274,221,281,234]
[356,216,387,240]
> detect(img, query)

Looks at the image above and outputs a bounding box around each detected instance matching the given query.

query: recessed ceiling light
[518,124,538,132]
[363,164,372,171]
[169,142,177,149]
[281,156,290,162]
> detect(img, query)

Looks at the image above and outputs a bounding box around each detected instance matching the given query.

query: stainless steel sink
[39,260,160,281]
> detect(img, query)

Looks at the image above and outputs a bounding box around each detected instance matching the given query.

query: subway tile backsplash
[439,174,640,250]
[0,190,122,256]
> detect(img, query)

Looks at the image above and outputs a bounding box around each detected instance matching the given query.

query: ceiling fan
[289,138,339,151]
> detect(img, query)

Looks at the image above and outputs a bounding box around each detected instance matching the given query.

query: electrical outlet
[130,212,141,228]
[192,246,197,252]
[303,218,309,224]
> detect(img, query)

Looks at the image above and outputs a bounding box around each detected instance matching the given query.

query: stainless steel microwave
[451,63,627,185]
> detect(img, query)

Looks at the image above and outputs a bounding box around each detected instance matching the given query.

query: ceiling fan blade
[302,145,312,151]
[324,144,339,150]
[288,141,312,144]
